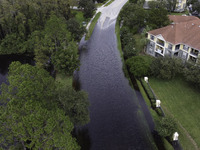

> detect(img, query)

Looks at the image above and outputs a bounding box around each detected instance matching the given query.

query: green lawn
[137,80,174,150]
[149,77,200,150]
[85,12,101,40]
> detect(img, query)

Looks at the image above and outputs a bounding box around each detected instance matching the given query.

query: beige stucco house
[146,15,200,64]
[144,0,186,12]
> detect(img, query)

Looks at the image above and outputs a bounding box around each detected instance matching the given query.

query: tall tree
[52,41,80,75]
[0,62,80,149]
[56,83,90,126]
[78,0,95,18]
[126,55,152,78]
[147,7,170,29]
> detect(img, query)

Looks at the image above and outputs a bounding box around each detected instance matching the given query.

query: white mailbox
[173,132,179,141]
[144,77,148,83]
[156,100,161,108]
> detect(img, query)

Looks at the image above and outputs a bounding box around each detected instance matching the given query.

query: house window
[183,45,189,51]
[174,52,179,57]
[190,48,199,56]
[189,56,197,63]
[168,44,172,50]
[150,35,154,40]
[175,44,180,50]
[157,39,164,47]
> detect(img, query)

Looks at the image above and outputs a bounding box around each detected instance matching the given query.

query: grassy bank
[148,77,200,150]
[136,80,174,150]
[104,0,114,7]
[56,73,73,87]
[85,12,101,40]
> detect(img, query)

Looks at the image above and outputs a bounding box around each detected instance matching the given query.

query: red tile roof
[148,15,200,50]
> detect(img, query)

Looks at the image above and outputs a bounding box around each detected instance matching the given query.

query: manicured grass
[85,12,101,40]
[104,0,114,7]
[136,80,174,150]
[115,17,123,57]
[56,73,73,87]
[149,77,200,150]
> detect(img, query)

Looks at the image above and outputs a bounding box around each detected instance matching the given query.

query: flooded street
[77,0,155,149]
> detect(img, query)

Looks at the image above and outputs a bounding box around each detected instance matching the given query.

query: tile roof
[148,15,200,50]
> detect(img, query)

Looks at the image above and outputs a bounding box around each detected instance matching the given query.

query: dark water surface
[77,15,155,149]
[0,55,34,93]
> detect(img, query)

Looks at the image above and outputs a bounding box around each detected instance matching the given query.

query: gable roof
[148,15,200,50]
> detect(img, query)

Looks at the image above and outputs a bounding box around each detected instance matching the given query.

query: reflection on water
[76,11,155,149]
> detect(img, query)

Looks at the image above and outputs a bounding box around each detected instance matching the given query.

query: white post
[144,77,148,83]
[156,100,161,108]
[173,132,179,141]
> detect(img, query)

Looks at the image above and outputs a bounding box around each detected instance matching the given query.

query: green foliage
[56,84,90,126]
[32,14,80,75]
[147,8,170,29]
[192,2,200,13]
[52,41,80,75]
[67,18,86,41]
[86,12,101,40]
[120,27,138,58]
[78,0,96,18]
[126,55,153,78]
[0,62,80,149]
[183,63,200,88]
[166,0,177,12]
[0,0,72,55]
[151,57,183,80]
[140,79,155,100]
[156,116,177,138]
[120,4,147,30]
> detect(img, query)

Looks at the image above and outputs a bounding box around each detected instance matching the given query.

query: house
[146,15,200,64]
[143,0,186,12]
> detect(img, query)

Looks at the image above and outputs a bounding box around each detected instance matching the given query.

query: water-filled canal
[76,0,155,149]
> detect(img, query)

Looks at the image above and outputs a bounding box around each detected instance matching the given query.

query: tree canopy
[126,55,152,78]
[0,62,89,149]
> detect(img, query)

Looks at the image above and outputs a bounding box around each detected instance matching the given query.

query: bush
[183,63,200,88]
[140,79,155,100]
[151,57,183,80]
[156,116,177,138]
[126,55,152,78]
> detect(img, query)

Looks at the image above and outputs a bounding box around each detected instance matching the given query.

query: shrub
[156,116,177,138]
[140,79,155,100]
[183,63,200,88]
[151,56,183,80]
[126,55,152,78]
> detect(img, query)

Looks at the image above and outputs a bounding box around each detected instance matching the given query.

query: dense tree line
[0,0,87,75]
[0,0,91,149]
[119,1,200,88]
[0,62,89,149]
[119,2,169,58]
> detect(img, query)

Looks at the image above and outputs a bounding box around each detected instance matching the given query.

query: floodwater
[76,0,155,149]
[0,55,34,94]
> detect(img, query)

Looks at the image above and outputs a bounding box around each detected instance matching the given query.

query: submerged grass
[104,0,114,7]
[85,12,101,40]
